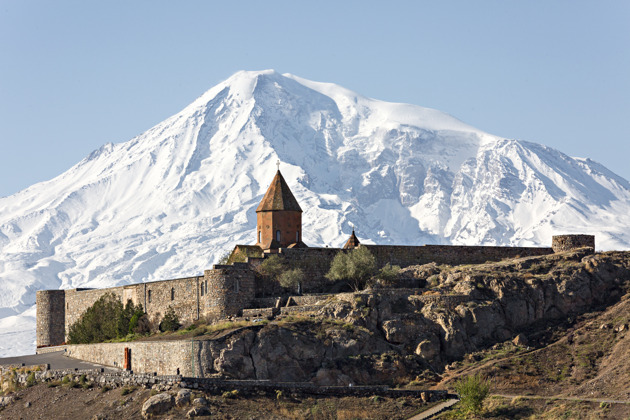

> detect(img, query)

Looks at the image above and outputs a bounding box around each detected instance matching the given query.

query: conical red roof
[256,170,302,212]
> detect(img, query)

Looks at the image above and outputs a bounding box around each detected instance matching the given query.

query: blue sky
[1,1,629,198]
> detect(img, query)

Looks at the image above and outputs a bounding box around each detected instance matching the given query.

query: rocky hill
[182,249,630,390]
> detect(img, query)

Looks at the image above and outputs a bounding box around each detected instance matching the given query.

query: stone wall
[362,244,554,268]
[36,290,66,348]
[552,234,595,253]
[40,266,254,347]
[4,365,452,402]
[143,276,203,326]
[64,340,193,376]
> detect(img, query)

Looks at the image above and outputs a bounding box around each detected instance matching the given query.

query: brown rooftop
[343,229,361,249]
[256,170,303,212]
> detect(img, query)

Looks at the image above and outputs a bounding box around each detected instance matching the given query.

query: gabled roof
[343,230,361,249]
[256,170,303,212]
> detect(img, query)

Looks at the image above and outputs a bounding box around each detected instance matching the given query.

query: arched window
[171,287,175,301]
[148,290,152,303]
[258,230,261,243]
[276,230,281,242]
[200,282,204,296]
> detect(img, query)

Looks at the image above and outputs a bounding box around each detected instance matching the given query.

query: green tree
[159,306,180,332]
[279,268,305,293]
[259,254,288,283]
[453,373,490,416]
[326,246,377,291]
[68,293,123,344]
[117,300,144,337]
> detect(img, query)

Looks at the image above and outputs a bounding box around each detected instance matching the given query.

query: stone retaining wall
[5,364,452,402]
[64,341,193,376]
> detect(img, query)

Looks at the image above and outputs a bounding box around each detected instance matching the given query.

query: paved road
[0,351,118,372]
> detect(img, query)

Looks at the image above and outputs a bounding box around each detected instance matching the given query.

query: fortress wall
[36,290,66,347]
[552,234,595,252]
[275,247,344,292]
[202,264,255,318]
[143,276,203,326]
[362,244,553,268]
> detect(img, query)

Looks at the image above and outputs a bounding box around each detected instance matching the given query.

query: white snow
[1,69,630,356]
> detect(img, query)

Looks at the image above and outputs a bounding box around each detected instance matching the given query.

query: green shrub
[68,294,147,344]
[101,385,112,393]
[454,373,490,415]
[26,372,36,387]
[259,255,287,284]
[222,389,239,399]
[326,247,377,291]
[159,306,180,332]
[279,268,304,292]
[378,263,401,285]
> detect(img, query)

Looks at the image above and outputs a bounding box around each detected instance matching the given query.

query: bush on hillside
[453,373,490,416]
[159,306,180,332]
[68,294,147,344]
[377,263,401,285]
[326,247,377,291]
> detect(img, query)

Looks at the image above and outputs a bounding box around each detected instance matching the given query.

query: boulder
[512,333,529,347]
[187,406,212,418]
[175,389,191,406]
[141,392,174,419]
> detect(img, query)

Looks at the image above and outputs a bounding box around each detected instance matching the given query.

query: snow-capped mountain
[2,70,630,356]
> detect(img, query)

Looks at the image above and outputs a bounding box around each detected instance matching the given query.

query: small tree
[159,306,180,332]
[279,268,305,293]
[454,373,490,416]
[117,300,144,337]
[259,255,288,282]
[326,246,377,291]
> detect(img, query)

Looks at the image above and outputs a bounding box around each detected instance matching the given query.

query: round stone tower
[552,234,595,253]
[36,290,66,348]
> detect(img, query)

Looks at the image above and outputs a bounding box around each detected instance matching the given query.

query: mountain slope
[1,69,630,356]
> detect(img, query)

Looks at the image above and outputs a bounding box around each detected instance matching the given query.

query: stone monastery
[36,170,595,348]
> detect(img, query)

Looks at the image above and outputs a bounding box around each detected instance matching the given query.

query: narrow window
[296,231,299,242]
[148,290,152,303]
[205,280,208,295]
[276,230,281,242]
[258,230,261,243]
[171,287,175,301]
[234,279,239,293]
[200,282,204,296]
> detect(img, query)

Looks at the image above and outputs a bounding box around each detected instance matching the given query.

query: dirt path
[491,393,630,405]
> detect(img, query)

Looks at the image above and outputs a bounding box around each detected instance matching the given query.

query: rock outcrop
[196,250,630,385]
